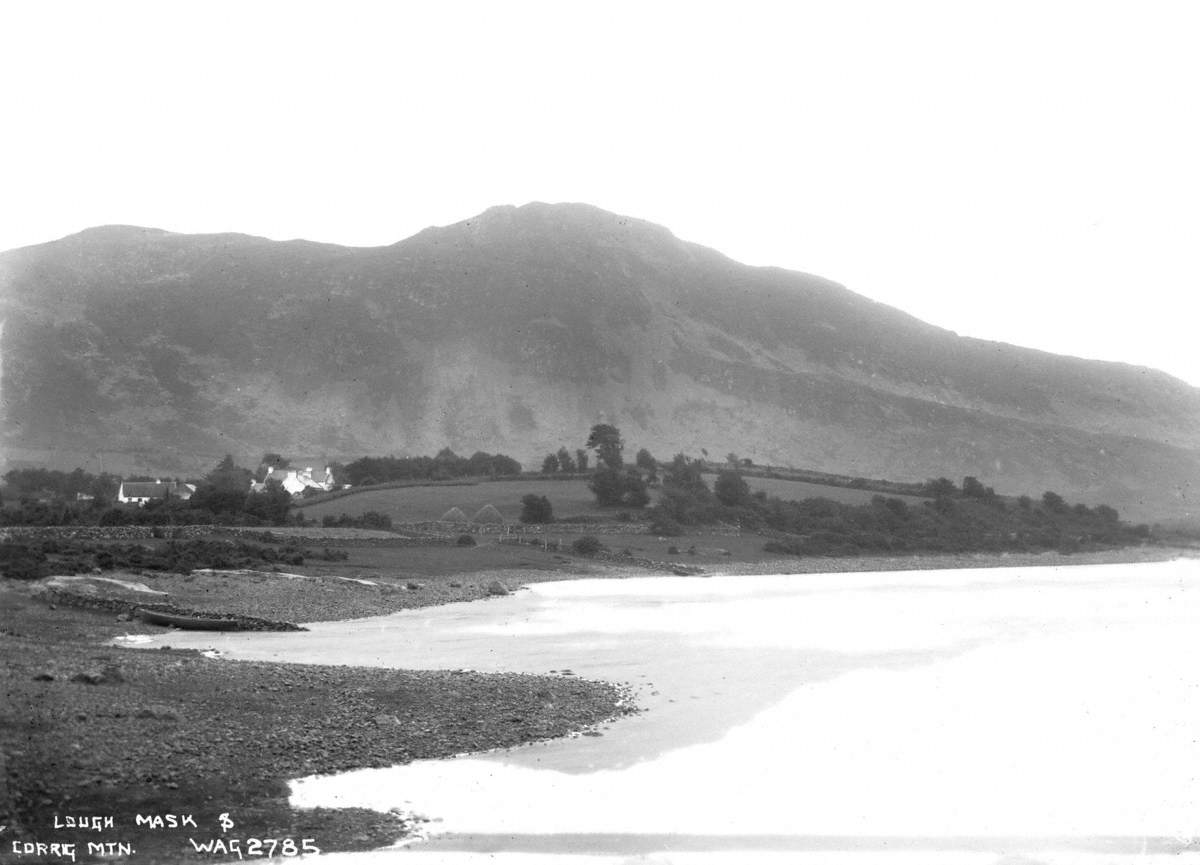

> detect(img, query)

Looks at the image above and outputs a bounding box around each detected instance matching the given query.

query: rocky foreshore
[0,578,633,862]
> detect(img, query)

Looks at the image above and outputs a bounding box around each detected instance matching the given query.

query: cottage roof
[261,463,334,482]
[120,482,177,499]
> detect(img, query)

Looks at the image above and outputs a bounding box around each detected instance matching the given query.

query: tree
[924,477,957,497]
[654,454,714,524]
[243,479,291,525]
[206,454,252,493]
[541,454,559,474]
[714,470,750,507]
[433,448,464,479]
[586,424,624,470]
[589,466,626,506]
[520,494,554,524]
[635,448,658,481]
[260,452,289,471]
[575,449,589,472]
[621,470,650,508]
[556,447,576,473]
[961,476,987,498]
[1042,491,1067,512]
[663,454,709,496]
[192,455,254,519]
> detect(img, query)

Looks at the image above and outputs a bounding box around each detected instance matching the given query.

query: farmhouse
[116,481,196,506]
[250,464,337,497]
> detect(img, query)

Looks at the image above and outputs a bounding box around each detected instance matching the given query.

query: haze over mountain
[2,202,1197,521]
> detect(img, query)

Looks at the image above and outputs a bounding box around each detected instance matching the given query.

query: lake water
[144,560,1200,864]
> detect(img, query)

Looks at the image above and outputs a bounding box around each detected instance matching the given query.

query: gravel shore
[0,580,631,862]
[4,542,1192,863]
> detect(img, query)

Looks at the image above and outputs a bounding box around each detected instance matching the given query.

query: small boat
[136,608,242,631]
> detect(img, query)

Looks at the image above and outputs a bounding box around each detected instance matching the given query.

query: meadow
[298,473,929,528]
[707,474,928,505]
[297,478,604,524]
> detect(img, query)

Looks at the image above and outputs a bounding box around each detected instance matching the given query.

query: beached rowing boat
[136,608,242,631]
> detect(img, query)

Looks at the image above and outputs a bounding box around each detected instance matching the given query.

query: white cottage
[250,464,337,496]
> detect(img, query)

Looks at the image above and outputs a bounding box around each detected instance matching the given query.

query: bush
[571,536,603,556]
[0,543,48,580]
[714,470,751,506]
[456,533,477,546]
[519,494,554,524]
[649,512,684,536]
[1042,491,1067,512]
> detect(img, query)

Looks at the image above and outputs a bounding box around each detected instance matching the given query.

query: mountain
[2,203,1198,521]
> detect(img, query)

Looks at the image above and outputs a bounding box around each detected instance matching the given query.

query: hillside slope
[2,203,1197,520]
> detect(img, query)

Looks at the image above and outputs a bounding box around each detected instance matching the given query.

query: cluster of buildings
[116,462,338,506]
[249,464,337,496]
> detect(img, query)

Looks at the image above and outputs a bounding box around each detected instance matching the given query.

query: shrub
[571,536,603,556]
[456,533,477,546]
[1042,491,1067,512]
[0,543,48,580]
[714,470,751,506]
[519,494,554,524]
[649,511,684,536]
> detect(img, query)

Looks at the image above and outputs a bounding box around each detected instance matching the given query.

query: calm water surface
[143,560,1200,864]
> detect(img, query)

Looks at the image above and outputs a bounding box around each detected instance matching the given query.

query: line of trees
[540,425,659,508]
[338,449,521,487]
[647,462,1148,554]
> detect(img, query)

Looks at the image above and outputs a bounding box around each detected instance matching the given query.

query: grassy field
[708,474,929,505]
[298,479,606,524]
[300,474,928,527]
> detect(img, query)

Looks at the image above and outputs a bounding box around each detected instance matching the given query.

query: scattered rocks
[70,664,124,685]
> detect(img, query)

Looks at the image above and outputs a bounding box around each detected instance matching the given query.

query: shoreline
[2,543,1195,861]
[0,579,632,862]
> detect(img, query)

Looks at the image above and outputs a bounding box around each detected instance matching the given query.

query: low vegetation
[337,450,521,487]
[0,537,327,581]
[649,456,1149,556]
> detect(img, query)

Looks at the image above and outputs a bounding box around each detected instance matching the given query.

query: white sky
[3,0,1199,385]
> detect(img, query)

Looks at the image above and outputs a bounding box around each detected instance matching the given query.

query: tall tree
[586,424,624,470]
[556,447,577,473]
[206,454,252,493]
[589,467,626,506]
[714,469,750,506]
[635,448,658,481]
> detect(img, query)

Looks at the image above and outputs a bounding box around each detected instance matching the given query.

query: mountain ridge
[2,202,1197,521]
